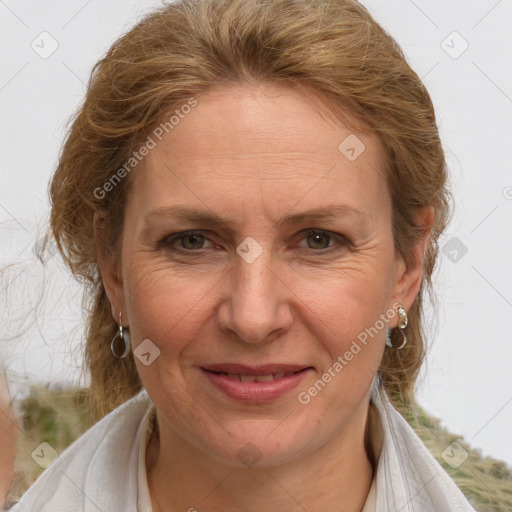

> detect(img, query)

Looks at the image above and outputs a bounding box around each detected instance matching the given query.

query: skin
[96,83,434,512]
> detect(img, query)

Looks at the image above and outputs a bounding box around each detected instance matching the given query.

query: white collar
[370,382,476,511]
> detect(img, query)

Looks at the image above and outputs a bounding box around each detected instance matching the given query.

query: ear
[93,210,125,323]
[390,205,435,321]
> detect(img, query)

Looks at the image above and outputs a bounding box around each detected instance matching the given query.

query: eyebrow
[143,204,369,228]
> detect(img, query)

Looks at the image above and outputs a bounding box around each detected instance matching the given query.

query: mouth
[203,369,306,382]
[201,364,314,403]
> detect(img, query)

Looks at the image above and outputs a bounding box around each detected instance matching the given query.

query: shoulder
[371,385,477,511]
[10,390,152,512]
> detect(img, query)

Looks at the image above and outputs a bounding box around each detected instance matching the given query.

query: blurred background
[1,0,511,509]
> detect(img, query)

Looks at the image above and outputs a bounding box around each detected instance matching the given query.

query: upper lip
[201,363,312,375]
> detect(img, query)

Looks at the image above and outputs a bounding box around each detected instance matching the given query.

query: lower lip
[201,368,313,403]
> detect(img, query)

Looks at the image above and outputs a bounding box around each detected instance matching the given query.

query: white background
[1,0,511,468]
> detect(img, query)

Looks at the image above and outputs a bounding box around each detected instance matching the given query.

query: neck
[146,399,374,512]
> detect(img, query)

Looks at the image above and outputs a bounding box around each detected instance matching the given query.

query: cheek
[289,262,391,392]
[291,256,393,339]
[124,260,220,359]
[122,262,224,415]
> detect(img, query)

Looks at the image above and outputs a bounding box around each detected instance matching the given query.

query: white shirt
[9,383,476,512]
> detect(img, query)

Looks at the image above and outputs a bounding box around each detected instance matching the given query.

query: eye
[304,231,331,250]
[297,229,348,253]
[158,230,215,252]
[179,232,206,250]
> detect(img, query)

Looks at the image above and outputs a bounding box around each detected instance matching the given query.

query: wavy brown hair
[48,0,451,417]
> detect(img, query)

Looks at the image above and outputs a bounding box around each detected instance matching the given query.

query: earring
[110,311,131,358]
[385,305,408,350]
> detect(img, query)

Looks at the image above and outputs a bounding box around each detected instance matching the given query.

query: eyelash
[157,229,349,255]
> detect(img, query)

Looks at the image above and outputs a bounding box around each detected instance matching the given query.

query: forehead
[129,84,390,222]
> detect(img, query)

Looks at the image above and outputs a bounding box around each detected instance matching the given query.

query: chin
[197,417,321,470]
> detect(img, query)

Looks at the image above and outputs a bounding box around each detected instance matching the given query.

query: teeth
[254,374,274,382]
[221,371,297,382]
[240,374,258,382]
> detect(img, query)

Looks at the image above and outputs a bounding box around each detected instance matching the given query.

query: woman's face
[106,84,425,467]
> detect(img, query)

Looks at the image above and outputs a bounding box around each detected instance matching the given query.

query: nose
[217,249,293,345]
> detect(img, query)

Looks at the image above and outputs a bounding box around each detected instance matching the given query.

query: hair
[48,0,451,417]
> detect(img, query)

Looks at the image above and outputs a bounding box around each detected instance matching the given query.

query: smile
[201,367,313,403]
[215,370,301,382]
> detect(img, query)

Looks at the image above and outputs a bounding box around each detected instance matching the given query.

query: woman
[9,0,477,510]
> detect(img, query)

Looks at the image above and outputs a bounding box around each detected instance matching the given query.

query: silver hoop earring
[385,305,408,350]
[110,311,131,358]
